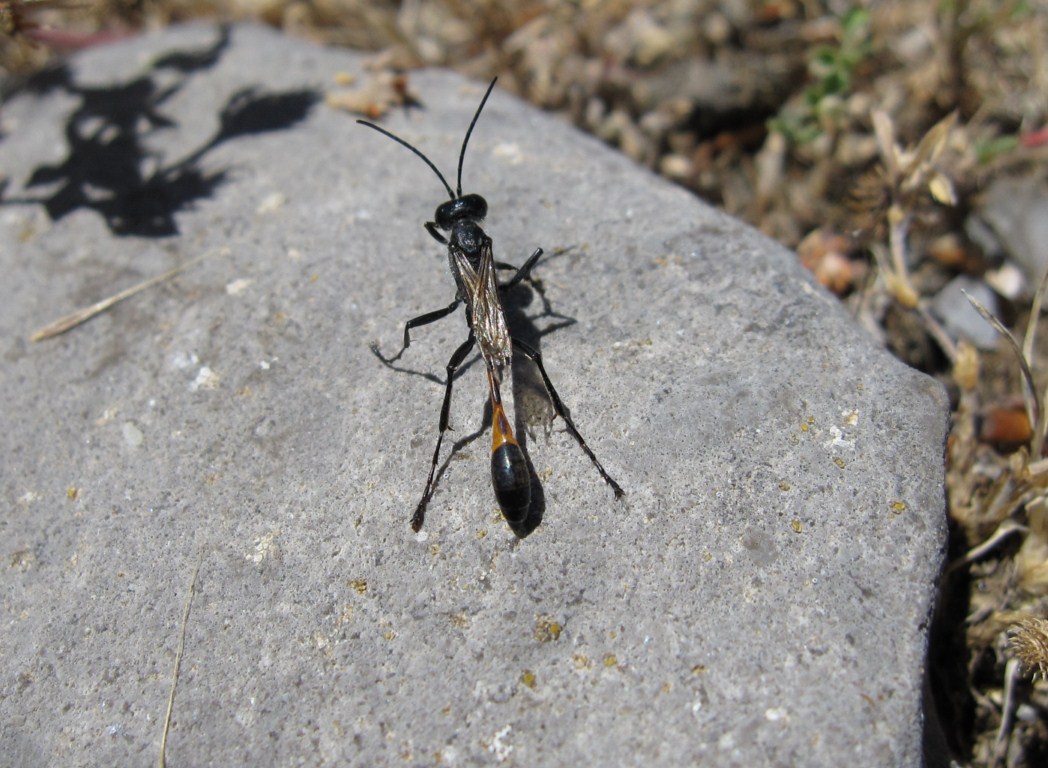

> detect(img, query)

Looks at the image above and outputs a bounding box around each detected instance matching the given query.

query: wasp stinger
[358,77,624,532]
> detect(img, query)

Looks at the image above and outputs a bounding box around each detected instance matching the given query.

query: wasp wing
[451,239,512,371]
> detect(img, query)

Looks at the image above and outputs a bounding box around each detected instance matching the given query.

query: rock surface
[0,23,948,767]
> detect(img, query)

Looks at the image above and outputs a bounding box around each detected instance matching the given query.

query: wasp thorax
[452,220,487,256]
[435,193,487,230]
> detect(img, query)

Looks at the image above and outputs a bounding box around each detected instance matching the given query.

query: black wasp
[358,78,624,532]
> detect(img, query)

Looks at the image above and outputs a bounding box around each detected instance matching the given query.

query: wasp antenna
[455,78,498,198]
[357,118,456,201]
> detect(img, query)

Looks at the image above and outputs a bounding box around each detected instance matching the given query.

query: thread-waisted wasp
[358,78,624,532]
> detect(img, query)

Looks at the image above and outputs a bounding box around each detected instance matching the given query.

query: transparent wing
[452,241,512,370]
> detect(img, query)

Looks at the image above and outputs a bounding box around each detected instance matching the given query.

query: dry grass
[4,1,1048,764]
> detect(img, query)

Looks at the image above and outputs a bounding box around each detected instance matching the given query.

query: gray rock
[930,274,1002,350]
[0,23,948,767]
[976,175,1048,285]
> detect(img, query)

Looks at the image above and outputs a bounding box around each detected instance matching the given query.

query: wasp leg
[511,337,624,499]
[411,333,477,531]
[497,249,560,317]
[498,248,543,291]
[371,299,461,364]
[425,221,448,244]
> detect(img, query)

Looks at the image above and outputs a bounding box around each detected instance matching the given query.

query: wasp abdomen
[491,442,531,523]
[490,391,530,523]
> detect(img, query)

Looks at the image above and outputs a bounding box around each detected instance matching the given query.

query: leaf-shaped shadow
[2,26,320,238]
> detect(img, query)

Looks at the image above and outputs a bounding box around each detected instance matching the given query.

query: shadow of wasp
[358,78,624,533]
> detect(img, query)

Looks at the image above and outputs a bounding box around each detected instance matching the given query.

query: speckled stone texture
[0,24,947,767]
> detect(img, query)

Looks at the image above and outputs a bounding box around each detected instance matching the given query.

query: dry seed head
[1009,616,1048,680]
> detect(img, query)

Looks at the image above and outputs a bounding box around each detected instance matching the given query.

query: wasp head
[435,193,487,231]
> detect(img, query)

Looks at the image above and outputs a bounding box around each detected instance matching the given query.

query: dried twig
[1023,268,1048,458]
[944,519,1028,576]
[29,250,215,342]
[990,658,1020,768]
[964,289,1043,457]
[158,553,203,768]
